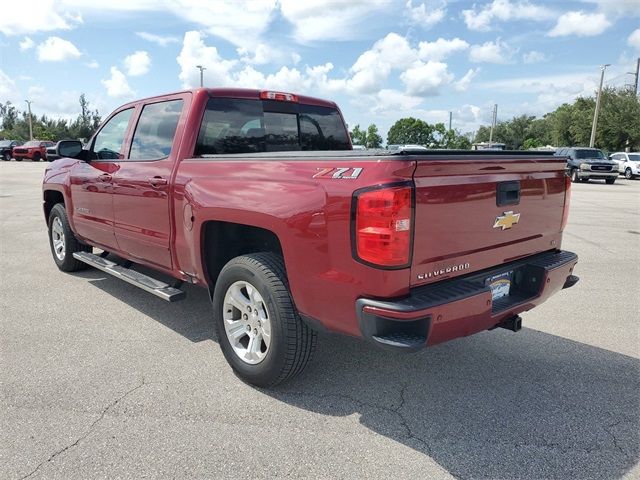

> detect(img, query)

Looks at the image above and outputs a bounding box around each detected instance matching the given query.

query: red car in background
[13,140,55,162]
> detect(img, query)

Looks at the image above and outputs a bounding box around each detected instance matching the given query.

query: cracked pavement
[1,162,639,479]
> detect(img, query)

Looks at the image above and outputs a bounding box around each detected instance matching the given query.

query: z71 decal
[313,167,363,179]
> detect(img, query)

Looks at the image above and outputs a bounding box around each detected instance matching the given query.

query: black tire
[15,157,22,162]
[606,178,616,185]
[571,169,580,183]
[32,152,41,162]
[48,203,91,272]
[625,168,633,180]
[212,252,317,387]
[2,152,10,161]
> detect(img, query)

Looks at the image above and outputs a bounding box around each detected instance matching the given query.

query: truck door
[111,97,186,270]
[68,107,134,251]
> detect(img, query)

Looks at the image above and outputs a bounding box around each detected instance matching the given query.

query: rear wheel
[212,252,316,387]
[2,152,10,161]
[48,203,91,272]
[625,168,633,180]
[606,178,616,185]
[32,152,41,162]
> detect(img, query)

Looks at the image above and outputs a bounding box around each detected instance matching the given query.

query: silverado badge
[493,211,521,230]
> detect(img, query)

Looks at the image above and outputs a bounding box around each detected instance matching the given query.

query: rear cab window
[129,99,183,160]
[194,97,350,156]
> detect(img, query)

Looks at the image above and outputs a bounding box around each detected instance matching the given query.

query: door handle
[148,176,168,187]
[98,173,112,182]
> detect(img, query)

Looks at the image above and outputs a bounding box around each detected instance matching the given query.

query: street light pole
[196,65,206,87]
[25,100,33,141]
[589,64,610,148]
[488,104,497,147]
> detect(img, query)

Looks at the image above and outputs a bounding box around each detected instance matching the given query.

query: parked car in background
[555,147,618,184]
[12,140,55,162]
[387,144,428,151]
[609,152,640,179]
[1,140,23,161]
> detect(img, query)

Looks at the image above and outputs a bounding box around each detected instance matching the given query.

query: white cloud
[101,66,134,98]
[628,29,640,50]
[0,70,18,100]
[0,2,82,36]
[174,29,474,124]
[405,0,446,29]
[176,31,236,88]
[469,39,514,64]
[583,0,640,17]
[19,37,35,51]
[548,11,611,37]
[418,37,469,61]
[346,33,418,94]
[453,68,480,92]
[279,0,392,43]
[481,72,600,114]
[237,43,299,66]
[36,36,82,62]
[370,89,423,115]
[85,60,99,68]
[400,61,454,96]
[135,31,179,47]
[523,50,548,64]
[124,51,151,76]
[172,0,275,47]
[1,1,271,48]
[462,0,555,31]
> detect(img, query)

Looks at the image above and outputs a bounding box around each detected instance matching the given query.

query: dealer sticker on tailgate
[486,271,513,301]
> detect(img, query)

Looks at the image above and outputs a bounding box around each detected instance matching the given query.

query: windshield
[0,141,11,147]
[628,154,640,162]
[195,97,351,155]
[23,141,41,147]
[575,149,605,159]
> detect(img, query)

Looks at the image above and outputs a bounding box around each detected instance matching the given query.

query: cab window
[92,108,134,160]
[129,100,184,160]
[194,97,350,156]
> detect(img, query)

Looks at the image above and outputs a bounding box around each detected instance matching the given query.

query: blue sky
[1,0,639,139]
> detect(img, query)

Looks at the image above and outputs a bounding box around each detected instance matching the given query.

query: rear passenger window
[195,97,350,156]
[129,100,183,160]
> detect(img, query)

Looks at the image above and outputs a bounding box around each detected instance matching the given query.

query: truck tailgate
[410,154,568,287]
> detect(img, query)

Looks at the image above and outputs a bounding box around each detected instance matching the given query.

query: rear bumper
[356,250,578,351]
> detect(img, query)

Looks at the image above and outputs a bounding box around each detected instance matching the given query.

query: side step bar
[73,252,185,302]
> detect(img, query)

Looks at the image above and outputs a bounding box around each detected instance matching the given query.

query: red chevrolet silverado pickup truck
[14,140,54,161]
[43,88,579,386]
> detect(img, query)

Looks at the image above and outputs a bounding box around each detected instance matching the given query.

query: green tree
[547,103,574,146]
[349,124,366,146]
[569,97,595,146]
[0,102,19,131]
[69,94,101,140]
[596,87,640,151]
[387,117,435,146]
[365,123,382,148]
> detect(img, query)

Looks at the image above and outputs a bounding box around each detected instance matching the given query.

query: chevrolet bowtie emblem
[493,211,521,230]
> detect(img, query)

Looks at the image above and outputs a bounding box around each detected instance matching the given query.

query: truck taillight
[353,184,413,268]
[561,174,571,231]
[260,91,298,102]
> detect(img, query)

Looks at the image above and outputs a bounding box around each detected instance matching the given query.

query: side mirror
[57,140,84,159]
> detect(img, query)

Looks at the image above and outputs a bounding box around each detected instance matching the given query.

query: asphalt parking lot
[1,161,639,479]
